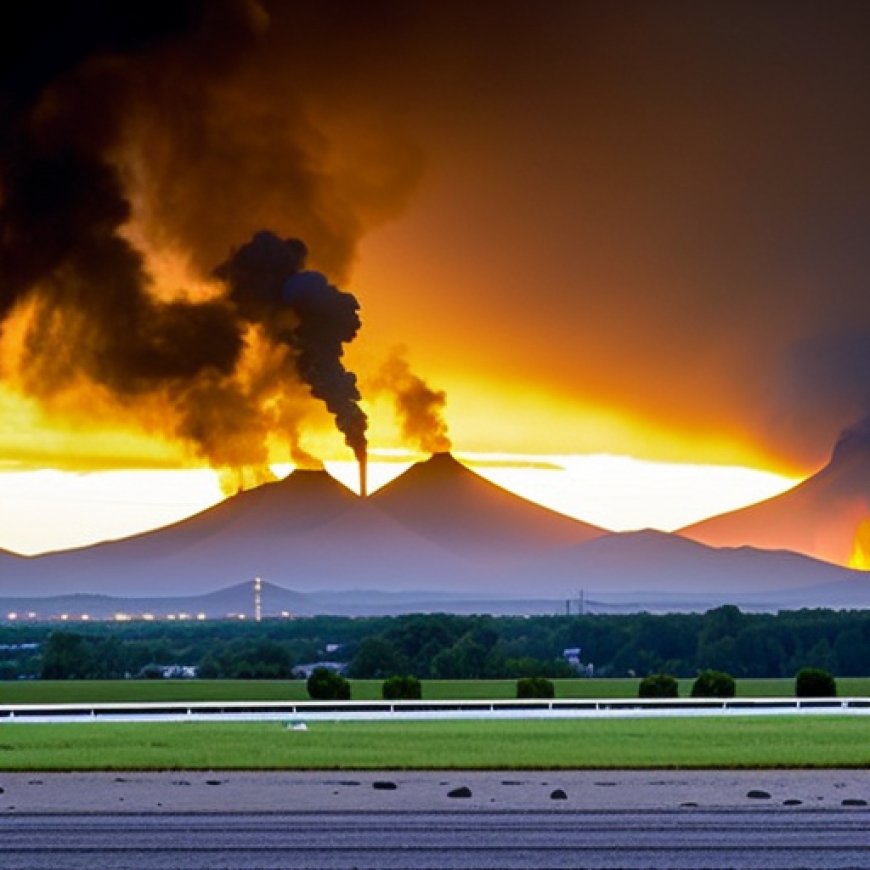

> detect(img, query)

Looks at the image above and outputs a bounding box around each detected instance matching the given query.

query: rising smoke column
[215,230,367,469]
[373,347,451,454]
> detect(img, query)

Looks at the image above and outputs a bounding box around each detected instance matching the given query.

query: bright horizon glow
[0,452,800,556]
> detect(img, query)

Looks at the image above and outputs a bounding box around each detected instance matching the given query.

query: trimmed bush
[638,673,679,698]
[516,676,555,699]
[306,667,351,701]
[795,667,837,698]
[691,670,736,698]
[382,675,422,700]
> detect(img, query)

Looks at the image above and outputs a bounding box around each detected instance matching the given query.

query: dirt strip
[1,769,869,814]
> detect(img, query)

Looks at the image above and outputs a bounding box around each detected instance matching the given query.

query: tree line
[1,605,869,681]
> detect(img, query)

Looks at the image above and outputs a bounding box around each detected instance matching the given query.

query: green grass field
[3,677,868,705]
[0,716,867,770]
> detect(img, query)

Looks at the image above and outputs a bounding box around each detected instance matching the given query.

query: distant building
[562,647,593,676]
[562,647,581,667]
[138,664,198,679]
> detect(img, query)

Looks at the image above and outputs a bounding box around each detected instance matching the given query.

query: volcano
[2,469,472,598]
[680,422,870,567]
[369,452,604,562]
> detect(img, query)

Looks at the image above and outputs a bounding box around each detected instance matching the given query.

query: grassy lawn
[0,716,867,770]
[2,676,869,705]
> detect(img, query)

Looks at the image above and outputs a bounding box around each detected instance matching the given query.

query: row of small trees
[306,666,841,702]
[305,669,558,701]
[306,668,426,701]
[639,667,838,698]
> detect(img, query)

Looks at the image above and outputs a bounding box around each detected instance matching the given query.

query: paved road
[2,771,869,868]
[3,807,870,868]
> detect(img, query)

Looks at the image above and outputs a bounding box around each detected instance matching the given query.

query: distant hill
[680,421,870,567]
[530,529,866,598]
[0,580,565,619]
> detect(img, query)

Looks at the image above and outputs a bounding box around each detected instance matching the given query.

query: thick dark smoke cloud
[0,3,254,481]
[0,1,416,482]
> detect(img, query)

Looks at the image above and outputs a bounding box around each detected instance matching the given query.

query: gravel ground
[1,769,869,813]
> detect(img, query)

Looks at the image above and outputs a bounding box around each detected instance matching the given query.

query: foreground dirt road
[2,769,869,813]
[2,771,869,869]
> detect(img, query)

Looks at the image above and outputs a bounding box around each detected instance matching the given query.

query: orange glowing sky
[2,2,870,552]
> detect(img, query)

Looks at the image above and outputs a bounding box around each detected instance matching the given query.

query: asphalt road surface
[2,771,869,869]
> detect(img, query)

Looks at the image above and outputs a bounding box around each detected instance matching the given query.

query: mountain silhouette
[536,529,863,597]
[680,421,870,567]
[2,451,869,610]
[370,452,604,561]
[3,469,471,597]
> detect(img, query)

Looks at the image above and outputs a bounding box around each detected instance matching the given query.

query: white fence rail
[1,697,868,723]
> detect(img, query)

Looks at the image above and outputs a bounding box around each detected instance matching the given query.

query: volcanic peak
[370,450,603,555]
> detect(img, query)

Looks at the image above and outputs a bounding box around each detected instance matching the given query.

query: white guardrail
[1,697,868,723]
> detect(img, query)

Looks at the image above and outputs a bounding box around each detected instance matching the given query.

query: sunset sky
[2,1,869,553]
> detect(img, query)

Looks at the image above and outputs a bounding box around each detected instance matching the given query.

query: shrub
[306,667,351,701]
[382,675,422,700]
[516,676,555,698]
[795,667,837,697]
[691,670,736,698]
[638,673,678,698]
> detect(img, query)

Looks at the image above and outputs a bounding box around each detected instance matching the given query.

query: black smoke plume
[215,231,367,465]
[0,2,416,482]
